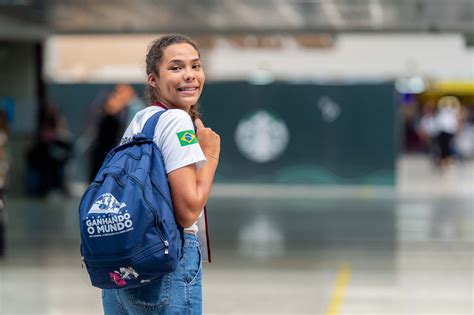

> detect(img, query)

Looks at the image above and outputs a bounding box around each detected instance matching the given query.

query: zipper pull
[164,240,169,255]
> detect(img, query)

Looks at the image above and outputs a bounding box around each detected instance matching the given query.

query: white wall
[45,33,474,82]
[206,34,474,81]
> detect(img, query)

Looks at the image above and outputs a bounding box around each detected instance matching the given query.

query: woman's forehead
[163,43,199,61]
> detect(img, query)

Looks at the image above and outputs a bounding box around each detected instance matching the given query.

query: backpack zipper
[127,174,169,255]
[150,177,173,210]
[84,241,166,266]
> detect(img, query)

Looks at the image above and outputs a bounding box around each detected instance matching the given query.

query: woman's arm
[168,119,220,228]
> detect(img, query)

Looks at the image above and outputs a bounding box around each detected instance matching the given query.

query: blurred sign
[200,82,397,185]
[293,34,334,48]
[429,81,474,95]
[234,110,290,163]
[227,35,284,48]
[47,82,397,185]
[317,96,341,123]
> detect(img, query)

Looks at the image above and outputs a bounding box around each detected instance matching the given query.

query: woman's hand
[195,118,220,161]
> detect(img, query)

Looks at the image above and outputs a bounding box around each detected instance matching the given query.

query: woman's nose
[184,67,195,81]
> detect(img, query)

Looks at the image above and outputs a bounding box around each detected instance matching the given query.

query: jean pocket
[122,274,170,311]
[183,242,202,285]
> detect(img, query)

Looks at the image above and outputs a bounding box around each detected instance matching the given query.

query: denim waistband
[183,232,198,242]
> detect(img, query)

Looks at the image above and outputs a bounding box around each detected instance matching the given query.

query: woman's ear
[147,73,158,88]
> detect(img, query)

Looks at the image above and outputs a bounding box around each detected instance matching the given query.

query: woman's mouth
[177,87,198,92]
[177,86,199,97]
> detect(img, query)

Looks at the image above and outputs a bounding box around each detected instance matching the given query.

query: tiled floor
[0,155,472,314]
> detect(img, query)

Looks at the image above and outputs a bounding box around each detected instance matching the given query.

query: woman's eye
[171,66,181,71]
[193,64,201,70]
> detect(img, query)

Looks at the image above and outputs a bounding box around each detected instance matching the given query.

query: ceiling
[1,0,473,43]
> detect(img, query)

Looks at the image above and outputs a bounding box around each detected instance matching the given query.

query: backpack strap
[142,110,167,140]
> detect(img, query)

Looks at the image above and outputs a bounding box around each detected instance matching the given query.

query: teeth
[178,87,197,91]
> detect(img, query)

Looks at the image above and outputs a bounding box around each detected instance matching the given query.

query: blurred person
[0,109,8,257]
[101,34,219,314]
[88,86,130,181]
[417,103,438,161]
[88,84,145,181]
[0,109,9,191]
[26,102,74,196]
[435,96,461,168]
[115,84,146,124]
[454,104,474,159]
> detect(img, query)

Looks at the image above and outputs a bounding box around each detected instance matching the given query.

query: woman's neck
[154,99,190,113]
[152,101,169,109]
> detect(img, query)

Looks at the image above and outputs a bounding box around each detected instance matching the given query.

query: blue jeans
[102,233,202,314]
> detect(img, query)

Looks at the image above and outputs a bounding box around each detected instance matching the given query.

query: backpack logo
[88,193,126,215]
[85,193,133,237]
[109,266,140,287]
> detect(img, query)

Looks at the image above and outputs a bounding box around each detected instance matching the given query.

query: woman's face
[152,43,205,111]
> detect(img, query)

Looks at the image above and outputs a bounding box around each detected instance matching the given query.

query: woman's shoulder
[130,106,162,123]
[138,105,163,116]
[131,107,191,129]
[160,108,193,125]
[163,108,191,119]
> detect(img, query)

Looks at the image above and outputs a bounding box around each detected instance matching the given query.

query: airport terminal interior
[0,156,472,314]
[0,0,473,314]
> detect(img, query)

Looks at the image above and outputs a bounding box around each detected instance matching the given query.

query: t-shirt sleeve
[155,109,207,174]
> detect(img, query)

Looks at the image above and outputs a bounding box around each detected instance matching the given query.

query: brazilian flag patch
[177,130,198,146]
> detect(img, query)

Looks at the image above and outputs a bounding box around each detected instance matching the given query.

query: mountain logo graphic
[88,193,126,215]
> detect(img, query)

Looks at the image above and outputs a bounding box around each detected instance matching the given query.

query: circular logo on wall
[317,96,341,123]
[234,110,289,163]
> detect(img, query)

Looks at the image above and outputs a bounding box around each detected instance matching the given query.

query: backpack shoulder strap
[142,110,166,139]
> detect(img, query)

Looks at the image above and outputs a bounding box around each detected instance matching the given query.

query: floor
[0,155,472,314]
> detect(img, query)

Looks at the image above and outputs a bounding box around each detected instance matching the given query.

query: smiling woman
[145,35,205,122]
[101,34,220,315]
[151,43,204,108]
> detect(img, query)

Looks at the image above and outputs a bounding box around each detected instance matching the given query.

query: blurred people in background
[26,102,74,197]
[0,109,9,192]
[88,84,145,181]
[0,109,8,257]
[454,104,474,160]
[117,84,147,124]
[417,102,438,162]
[416,96,468,169]
[434,96,461,168]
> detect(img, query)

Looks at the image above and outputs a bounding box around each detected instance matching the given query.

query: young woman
[102,34,220,314]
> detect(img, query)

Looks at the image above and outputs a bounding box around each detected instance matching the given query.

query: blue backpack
[79,110,183,289]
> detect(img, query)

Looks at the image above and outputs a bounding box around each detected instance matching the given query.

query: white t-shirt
[121,106,206,233]
[419,115,438,137]
[436,107,458,134]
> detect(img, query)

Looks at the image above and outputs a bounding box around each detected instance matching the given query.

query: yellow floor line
[325,264,351,315]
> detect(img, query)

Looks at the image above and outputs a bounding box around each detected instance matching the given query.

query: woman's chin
[178,97,199,108]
